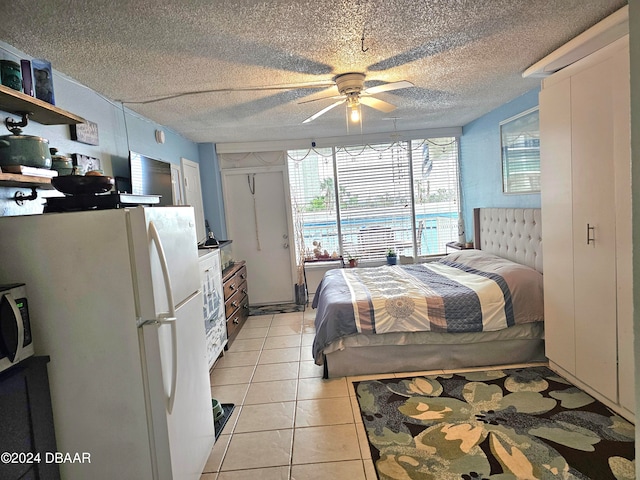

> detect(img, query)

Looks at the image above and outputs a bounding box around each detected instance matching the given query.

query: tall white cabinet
[540,35,633,420]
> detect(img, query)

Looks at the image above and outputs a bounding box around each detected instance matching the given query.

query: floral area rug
[354,366,635,480]
[248,303,304,316]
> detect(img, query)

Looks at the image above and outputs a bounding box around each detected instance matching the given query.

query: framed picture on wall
[500,107,540,194]
[70,120,99,146]
[31,58,55,105]
[71,154,101,174]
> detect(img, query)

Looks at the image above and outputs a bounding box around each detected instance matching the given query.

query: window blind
[502,136,541,193]
[287,148,338,263]
[287,137,459,265]
[410,138,460,256]
[336,143,413,261]
[501,108,541,193]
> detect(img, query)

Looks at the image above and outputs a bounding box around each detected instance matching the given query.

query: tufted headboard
[473,208,543,273]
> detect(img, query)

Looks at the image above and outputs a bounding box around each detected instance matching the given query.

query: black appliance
[44,192,161,212]
[0,283,34,373]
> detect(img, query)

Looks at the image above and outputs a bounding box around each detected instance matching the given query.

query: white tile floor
[202,309,379,480]
[202,309,543,479]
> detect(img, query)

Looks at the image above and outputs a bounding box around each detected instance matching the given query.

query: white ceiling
[0,0,627,145]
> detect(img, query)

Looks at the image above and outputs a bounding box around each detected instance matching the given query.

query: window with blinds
[287,137,460,265]
[501,107,540,194]
[288,148,338,263]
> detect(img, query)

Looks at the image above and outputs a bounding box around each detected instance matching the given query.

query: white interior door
[181,158,206,243]
[170,163,183,205]
[223,168,294,304]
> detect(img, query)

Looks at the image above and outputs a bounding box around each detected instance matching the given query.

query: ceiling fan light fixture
[350,106,360,123]
[347,94,361,123]
[300,72,412,125]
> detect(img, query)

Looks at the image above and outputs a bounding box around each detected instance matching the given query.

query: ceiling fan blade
[302,99,345,123]
[124,80,337,105]
[298,92,343,105]
[362,80,414,96]
[359,96,396,113]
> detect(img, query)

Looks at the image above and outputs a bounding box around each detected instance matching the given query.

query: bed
[311,207,545,378]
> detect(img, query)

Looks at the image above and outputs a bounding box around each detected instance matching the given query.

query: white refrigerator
[0,206,215,479]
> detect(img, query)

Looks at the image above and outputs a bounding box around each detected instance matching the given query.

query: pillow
[440,249,544,324]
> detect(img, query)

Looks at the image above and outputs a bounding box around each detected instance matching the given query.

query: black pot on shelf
[51,175,115,195]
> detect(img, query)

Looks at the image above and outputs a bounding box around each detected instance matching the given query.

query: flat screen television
[128,151,173,206]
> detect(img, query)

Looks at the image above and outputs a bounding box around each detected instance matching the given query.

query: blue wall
[198,143,227,239]
[459,88,541,241]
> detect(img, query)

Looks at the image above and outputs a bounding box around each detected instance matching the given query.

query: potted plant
[386,248,398,265]
[346,252,358,268]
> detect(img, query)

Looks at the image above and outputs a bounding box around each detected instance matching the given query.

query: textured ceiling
[0,0,627,145]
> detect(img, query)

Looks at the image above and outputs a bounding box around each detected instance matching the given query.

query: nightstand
[445,241,474,253]
[302,257,344,306]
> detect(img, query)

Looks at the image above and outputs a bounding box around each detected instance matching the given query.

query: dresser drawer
[223,264,247,300]
[226,300,250,342]
[225,282,247,318]
[221,261,249,347]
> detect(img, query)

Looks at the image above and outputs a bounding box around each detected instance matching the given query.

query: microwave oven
[0,283,34,373]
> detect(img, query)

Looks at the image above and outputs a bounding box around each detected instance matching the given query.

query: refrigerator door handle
[149,221,177,319]
[148,220,179,414]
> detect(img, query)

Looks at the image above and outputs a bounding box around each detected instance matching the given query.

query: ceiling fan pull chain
[361,29,369,53]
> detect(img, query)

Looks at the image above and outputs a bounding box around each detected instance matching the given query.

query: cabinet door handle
[231,300,238,308]
[233,318,239,324]
[229,283,236,290]
[587,223,595,245]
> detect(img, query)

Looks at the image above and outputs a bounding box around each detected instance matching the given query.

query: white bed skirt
[322,323,546,378]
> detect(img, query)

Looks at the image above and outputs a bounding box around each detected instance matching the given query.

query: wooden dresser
[223,261,249,346]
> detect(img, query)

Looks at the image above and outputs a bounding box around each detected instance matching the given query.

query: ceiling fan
[299,72,414,124]
[123,72,414,124]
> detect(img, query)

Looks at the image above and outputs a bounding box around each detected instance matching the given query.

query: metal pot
[50,148,73,175]
[0,129,51,168]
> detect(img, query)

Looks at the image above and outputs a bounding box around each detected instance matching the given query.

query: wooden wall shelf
[0,85,85,190]
[0,84,85,126]
[0,172,54,189]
